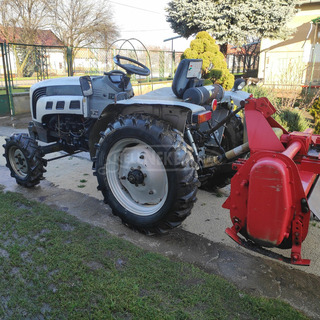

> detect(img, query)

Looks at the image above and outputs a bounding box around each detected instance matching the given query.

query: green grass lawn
[0,88,29,95]
[0,188,309,320]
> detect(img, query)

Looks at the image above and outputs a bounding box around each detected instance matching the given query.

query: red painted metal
[224,97,320,266]
[247,157,292,246]
[281,140,301,159]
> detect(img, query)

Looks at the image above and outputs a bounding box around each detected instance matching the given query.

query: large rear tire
[3,133,46,187]
[94,114,199,234]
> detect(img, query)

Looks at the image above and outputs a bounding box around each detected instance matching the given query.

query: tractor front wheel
[3,133,46,187]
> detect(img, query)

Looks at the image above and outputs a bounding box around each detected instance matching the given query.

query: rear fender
[88,103,192,158]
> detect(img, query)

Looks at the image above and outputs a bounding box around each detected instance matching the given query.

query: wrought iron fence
[226,53,260,78]
[0,43,183,90]
[0,42,183,115]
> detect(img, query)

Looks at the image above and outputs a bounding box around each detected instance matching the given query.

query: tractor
[3,55,320,265]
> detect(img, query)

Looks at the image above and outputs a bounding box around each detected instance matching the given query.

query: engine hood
[30,76,82,93]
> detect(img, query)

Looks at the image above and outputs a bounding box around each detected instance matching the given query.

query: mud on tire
[94,114,199,234]
[3,133,46,187]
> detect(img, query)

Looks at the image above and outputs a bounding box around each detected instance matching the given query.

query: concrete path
[1,117,320,318]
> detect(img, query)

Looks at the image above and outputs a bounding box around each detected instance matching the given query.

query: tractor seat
[172,59,204,98]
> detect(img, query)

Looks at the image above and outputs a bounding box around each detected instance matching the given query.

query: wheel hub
[127,169,145,185]
[17,155,25,166]
[106,138,168,215]
[8,147,28,178]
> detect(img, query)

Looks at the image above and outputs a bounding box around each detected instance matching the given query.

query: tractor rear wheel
[3,133,46,187]
[94,114,199,234]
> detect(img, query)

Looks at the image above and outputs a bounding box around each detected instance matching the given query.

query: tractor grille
[32,87,47,119]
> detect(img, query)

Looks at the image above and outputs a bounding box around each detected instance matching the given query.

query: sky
[109,0,192,52]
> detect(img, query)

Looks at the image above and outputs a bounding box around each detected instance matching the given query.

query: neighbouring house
[0,27,66,77]
[73,47,107,75]
[0,27,63,46]
[258,0,320,90]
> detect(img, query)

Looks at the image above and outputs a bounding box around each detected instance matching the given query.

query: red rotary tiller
[224,97,320,266]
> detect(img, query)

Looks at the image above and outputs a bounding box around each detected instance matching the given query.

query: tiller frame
[223,97,320,266]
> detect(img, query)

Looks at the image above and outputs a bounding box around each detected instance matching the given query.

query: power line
[109,1,163,15]
[121,29,170,33]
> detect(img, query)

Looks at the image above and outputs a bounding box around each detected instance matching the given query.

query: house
[73,48,107,75]
[0,27,66,77]
[0,27,64,47]
[258,1,320,90]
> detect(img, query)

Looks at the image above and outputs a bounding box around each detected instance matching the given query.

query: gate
[0,94,10,115]
[0,43,12,115]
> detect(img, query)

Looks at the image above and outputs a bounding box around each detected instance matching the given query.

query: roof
[298,0,320,6]
[226,42,260,55]
[0,27,63,46]
[299,0,320,4]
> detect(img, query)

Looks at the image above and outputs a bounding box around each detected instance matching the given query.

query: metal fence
[0,43,183,90]
[0,44,69,89]
[226,53,260,78]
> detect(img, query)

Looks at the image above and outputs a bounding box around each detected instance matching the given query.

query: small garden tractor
[3,55,320,265]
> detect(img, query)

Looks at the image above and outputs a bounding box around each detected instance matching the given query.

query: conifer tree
[166,0,298,45]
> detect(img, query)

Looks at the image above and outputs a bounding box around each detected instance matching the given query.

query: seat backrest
[172,59,204,98]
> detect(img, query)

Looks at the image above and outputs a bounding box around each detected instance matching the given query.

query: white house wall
[258,3,320,87]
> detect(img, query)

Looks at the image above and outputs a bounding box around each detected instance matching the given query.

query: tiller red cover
[223,97,320,265]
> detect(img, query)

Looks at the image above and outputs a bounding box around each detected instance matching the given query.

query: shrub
[243,85,279,108]
[273,108,310,132]
[244,85,316,133]
[181,31,234,90]
[310,97,320,134]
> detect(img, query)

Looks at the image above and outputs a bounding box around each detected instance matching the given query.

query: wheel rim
[8,146,28,178]
[106,138,168,216]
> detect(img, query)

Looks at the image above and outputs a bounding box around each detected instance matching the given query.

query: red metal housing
[223,97,320,265]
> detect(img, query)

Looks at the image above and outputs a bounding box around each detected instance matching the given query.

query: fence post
[172,50,175,78]
[159,51,164,79]
[67,46,73,76]
[2,43,14,115]
[1,43,9,97]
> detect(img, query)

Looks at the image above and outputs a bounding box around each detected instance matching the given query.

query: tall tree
[166,0,298,45]
[0,0,119,76]
[0,0,48,76]
[45,0,119,48]
[0,0,48,44]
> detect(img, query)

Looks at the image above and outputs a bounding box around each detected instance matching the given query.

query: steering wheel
[113,55,150,76]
